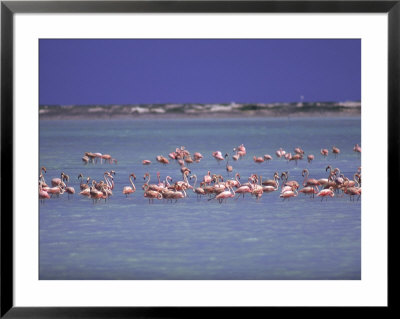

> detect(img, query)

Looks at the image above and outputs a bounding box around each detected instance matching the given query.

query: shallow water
[39,117,361,280]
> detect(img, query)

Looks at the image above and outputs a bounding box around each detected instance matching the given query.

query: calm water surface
[39,117,361,280]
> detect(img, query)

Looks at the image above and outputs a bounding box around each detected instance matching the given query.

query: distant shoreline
[39,102,361,120]
[39,111,361,120]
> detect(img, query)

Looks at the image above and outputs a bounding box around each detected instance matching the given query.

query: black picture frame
[1,1,395,318]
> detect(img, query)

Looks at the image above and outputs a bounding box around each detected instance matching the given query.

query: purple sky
[39,39,360,105]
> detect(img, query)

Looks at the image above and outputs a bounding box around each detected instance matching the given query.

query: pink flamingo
[62,174,75,199]
[251,175,264,200]
[142,160,151,165]
[51,172,66,187]
[263,182,279,193]
[353,144,361,153]
[234,144,246,158]
[100,173,113,200]
[174,171,192,191]
[302,169,320,188]
[225,153,233,174]
[276,148,286,158]
[294,147,304,155]
[232,149,240,161]
[281,172,299,190]
[262,172,280,187]
[179,164,191,176]
[39,181,50,203]
[263,154,273,162]
[45,185,64,197]
[289,153,303,165]
[321,148,329,157]
[122,173,136,197]
[299,186,319,198]
[318,165,334,187]
[262,174,280,193]
[78,174,90,190]
[163,176,173,189]
[235,183,253,198]
[193,152,203,158]
[143,173,164,192]
[203,171,212,185]
[307,154,314,163]
[343,184,361,201]
[84,152,96,164]
[214,185,235,203]
[39,166,48,187]
[184,156,194,164]
[280,187,298,200]
[156,171,165,187]
[105,171,115,190]
[253,156,264,163]
[193,152,203,162]
[212,181,226,195]
[170,187,187,202]
[317,187,335,200]
[332,146,340,158]
[343,174,361,201]
[340,173,359,190]
[332,168,345,189]
[190,175,206,199]
[168,152,177,160]
[212,151,224,161]
[226,173,241,188]
[284,152,292,161]
[156,155,169,165]
[80,187,91,197]
[101,154,112,163]
[89,183,104,203]
[143,185,163,203]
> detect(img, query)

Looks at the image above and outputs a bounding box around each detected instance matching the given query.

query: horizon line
[39,100,362,106]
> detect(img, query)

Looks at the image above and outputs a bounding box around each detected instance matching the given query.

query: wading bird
[122,173,136,197]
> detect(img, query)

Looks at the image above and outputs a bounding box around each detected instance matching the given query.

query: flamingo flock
[82,152,117,164]
[39,143,361,204]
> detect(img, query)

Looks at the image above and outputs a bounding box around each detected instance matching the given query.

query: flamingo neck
[303,170,309,186]
[104,174,110,188]
[235,174,241,187]
[130,175,136,190]
[274,175,280,188]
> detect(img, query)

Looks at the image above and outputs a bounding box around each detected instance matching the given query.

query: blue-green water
[39,117,361,280]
